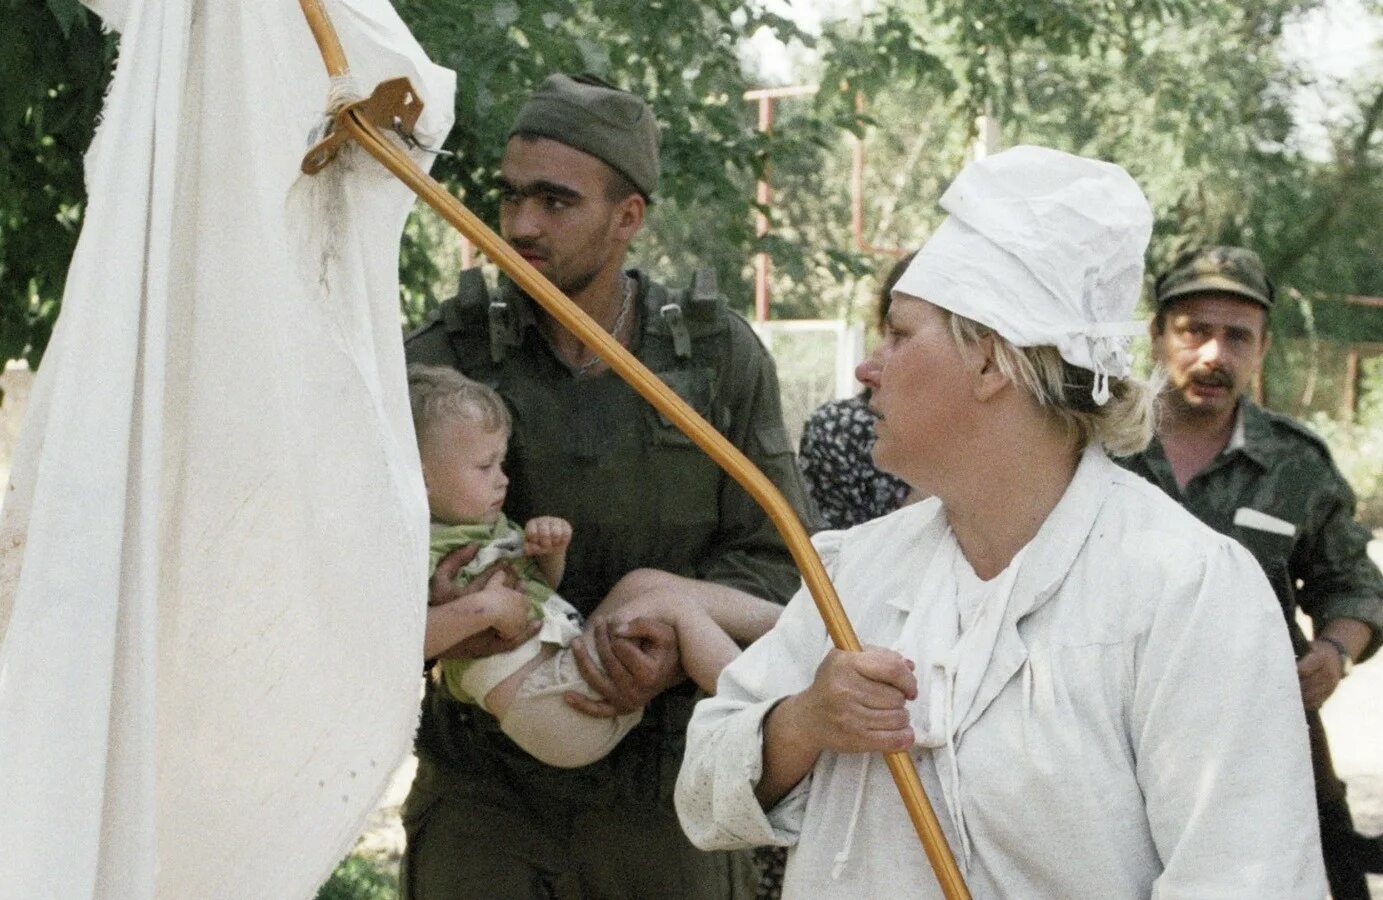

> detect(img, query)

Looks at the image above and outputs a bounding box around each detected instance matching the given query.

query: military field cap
[508,73,660,199]
[1154,246,1274,309]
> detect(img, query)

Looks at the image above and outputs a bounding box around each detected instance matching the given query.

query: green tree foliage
[390,0,878,321]
[981,0,1383,334]
[962,0,1383,413]
[315,854,396,900]
[760,1,1381,329]
[0,0,114,367]
[3,0,1379,367]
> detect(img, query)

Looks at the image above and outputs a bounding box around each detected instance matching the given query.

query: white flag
[0,1,454,896]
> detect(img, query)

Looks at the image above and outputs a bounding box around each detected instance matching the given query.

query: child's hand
[524,516,572,557]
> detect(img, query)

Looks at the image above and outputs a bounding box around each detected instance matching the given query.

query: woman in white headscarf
[674,147,1325,898]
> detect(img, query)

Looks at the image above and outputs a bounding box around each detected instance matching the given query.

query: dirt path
[352,754,413,879]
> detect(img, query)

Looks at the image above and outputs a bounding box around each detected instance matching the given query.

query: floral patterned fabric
[797,394,910,530]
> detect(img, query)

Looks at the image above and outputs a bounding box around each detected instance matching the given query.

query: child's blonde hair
[407,364,512,445]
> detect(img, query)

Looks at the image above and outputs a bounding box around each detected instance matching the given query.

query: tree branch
[1271,85,1383,280]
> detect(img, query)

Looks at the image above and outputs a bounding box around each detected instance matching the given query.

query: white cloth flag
[0,1,454,896]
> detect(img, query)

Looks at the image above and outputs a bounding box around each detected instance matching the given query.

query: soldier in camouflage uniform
[1120,246,1383,898]
[398,73,813,899]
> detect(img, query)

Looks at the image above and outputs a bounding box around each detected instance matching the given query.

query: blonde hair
[407,364,511,445]
[942,311,1160,457]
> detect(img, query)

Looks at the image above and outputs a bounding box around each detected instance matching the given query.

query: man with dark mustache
[400,73,811,898]
[1119,246,1383,898]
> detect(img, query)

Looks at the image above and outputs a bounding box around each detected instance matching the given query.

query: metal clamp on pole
[301,77,423,175]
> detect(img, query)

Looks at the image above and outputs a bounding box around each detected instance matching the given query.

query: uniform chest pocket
[640,368,722,529]
[507,374,645,462]
[1234,527,1296,580]
[1231,517,1303,649]
[643,367,717,447]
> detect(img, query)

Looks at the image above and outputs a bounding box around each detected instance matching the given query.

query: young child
[408,364,742,769]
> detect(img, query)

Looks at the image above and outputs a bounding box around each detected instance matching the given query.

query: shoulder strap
[686,267,724,324]
[444,268,529,365]
[453,267,489,309]
[646,268,728,361]
[1252,402,1331,459]
[417,269,498,375]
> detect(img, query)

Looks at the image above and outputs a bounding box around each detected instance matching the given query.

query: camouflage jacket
[1118,399,1383,661]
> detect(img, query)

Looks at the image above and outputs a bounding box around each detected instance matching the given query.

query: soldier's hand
[566,617,684,717]
[429,545,480,607]
[1297,640,1344,710]
[429,564,536,659]
[480,575,535,642]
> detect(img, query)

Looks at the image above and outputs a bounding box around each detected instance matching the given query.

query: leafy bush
[316,855,397,900]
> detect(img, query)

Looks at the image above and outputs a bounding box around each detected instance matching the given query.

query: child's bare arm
[663,606,741,695]
[423,568,531,659]
[524,516,572,588]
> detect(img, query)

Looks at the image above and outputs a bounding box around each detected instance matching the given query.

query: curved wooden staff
[296,3,969,897]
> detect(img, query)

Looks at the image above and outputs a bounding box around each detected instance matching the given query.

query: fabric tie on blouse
[830,528,1030,878]
[902,531,1028,867]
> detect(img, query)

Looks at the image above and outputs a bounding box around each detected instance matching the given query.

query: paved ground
[1321,537,1383,896]
[1326,649,1383,897]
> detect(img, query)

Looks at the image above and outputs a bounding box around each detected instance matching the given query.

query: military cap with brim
[508,73,660,199]
[1155,245,1274,309]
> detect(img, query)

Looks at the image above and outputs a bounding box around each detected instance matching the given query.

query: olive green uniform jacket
[1118,399,1383,656]
[400,269,813,898]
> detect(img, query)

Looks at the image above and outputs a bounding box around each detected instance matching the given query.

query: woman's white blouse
[675,449,1325,899]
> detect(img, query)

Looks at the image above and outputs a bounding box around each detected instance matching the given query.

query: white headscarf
[893,145,1153,405]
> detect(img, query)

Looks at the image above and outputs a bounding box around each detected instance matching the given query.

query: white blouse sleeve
[1133,540,1326,898]
[675,531,843,850]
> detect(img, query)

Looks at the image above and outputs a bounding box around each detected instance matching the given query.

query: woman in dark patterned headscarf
[797,252,916,530]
